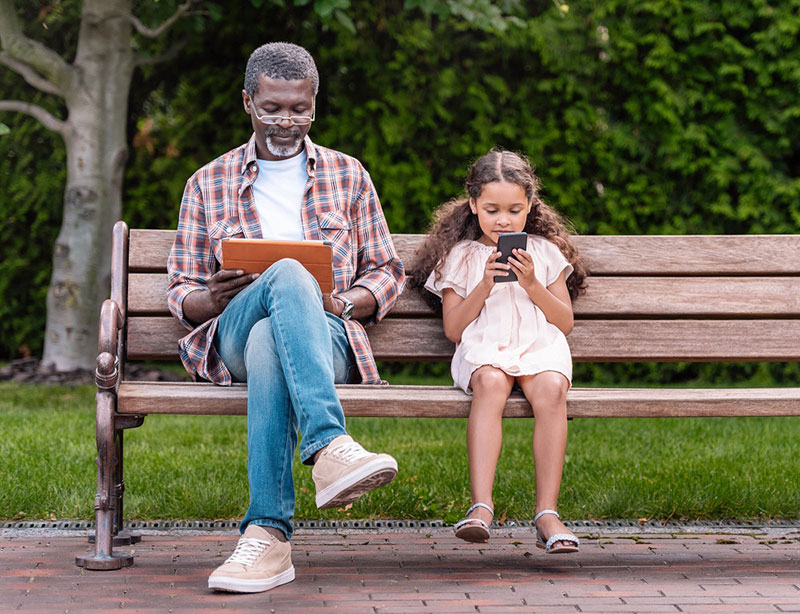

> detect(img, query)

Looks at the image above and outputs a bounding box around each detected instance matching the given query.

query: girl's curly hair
[409,149,588,309]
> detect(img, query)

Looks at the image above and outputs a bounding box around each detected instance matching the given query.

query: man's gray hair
[244,42,319,96]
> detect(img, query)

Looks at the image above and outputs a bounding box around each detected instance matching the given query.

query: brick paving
[1,527,798,613]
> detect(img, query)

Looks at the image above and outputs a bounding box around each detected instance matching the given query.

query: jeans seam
[279,411,293,521]
[264,275,311,432]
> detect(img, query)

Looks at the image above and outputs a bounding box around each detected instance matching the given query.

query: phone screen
[494,232,528,283]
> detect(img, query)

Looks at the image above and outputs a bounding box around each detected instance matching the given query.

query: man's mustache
[266,127,302,138]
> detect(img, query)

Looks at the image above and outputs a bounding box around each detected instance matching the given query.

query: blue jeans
[214,259,357,539]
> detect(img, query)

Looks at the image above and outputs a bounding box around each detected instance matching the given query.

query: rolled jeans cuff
[300,433,340,466]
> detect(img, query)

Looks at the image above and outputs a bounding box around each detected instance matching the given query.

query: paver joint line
[2,528,799,613]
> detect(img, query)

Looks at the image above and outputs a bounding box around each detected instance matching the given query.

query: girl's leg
[517,371,575,549]
[465,366,515,526]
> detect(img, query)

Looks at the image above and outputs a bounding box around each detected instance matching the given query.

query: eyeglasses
[254,108,316,126]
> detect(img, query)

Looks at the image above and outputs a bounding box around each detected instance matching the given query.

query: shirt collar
[240,133,318,177]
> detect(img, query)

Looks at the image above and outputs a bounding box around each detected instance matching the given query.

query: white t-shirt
[252,150,308,241]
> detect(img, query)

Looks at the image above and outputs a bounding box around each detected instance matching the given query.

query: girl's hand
[508,248,538,292]
[481,250,511,290]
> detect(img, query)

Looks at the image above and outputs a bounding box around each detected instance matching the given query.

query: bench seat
[117,381,800,418]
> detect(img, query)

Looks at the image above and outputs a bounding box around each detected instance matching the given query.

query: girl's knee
[530,372,568,413]
[470,366,511,393]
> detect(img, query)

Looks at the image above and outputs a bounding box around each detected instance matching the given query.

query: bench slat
[126,316,800,361]
[129,230,800,275]
[117,381,800,418]
[128,273,800,318]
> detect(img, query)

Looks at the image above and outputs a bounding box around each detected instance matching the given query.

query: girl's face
[470,181,532,246]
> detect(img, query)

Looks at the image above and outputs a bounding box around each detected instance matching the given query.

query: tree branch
[135,38,187,67]
[0,0,74,96]
[0,100,67,135]
[129,0,196,39]
[0,52,63,97]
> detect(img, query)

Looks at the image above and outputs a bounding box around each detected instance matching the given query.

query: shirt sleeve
[167,176,218,330]
[424,243,470,300]
[351,166,405,325]
[542,238,574,287]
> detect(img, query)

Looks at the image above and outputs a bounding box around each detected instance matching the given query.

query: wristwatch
[335,295,355,320]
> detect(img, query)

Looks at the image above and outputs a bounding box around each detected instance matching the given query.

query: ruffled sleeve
[424,242,471,300]
[541,238,574,287]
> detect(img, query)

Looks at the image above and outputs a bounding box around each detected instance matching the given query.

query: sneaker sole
[316,457,398,509]
[208,565,295,593]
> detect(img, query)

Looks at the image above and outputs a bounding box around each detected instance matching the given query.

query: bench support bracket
[75,391,134,570]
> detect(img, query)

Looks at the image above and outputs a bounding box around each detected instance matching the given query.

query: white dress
[424,236,574,393]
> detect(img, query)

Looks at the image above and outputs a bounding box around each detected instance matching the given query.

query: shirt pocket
[208,217,244,264]
[318,210,354,287]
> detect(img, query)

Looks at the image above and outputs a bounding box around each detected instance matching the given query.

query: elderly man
[167,42,405,593]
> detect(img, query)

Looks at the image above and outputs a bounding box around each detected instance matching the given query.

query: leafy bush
[2,0,799,386]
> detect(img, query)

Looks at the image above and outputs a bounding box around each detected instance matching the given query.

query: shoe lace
[330,441,371,463]
[225,537,270,567]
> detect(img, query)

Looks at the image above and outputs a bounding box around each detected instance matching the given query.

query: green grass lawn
[1,381,798,523]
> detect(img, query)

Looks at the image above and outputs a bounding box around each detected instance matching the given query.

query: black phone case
[494,232,528,283]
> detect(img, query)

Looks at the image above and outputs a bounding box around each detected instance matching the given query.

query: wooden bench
[75,221,800,569]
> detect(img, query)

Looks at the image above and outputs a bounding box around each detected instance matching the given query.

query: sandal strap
[545,533,580,550]
[466,502,494,517]
[533,509,560,524]
[454,517,490,532]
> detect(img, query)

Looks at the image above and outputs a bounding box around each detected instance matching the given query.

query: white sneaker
[312,435,398,509]
[208,525,295,593]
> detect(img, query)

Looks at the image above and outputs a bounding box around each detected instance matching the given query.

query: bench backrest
[121,228,800,364]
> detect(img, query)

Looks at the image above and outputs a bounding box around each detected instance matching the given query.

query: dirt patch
[0,358,190,386]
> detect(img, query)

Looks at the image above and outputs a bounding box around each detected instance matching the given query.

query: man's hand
[208,269,259,312]
[183,269,259,325]
[322,293,343,317]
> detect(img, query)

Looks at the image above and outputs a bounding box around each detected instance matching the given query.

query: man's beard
[265,128,303,157]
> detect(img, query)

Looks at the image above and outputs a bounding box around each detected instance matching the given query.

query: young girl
[412,149,587,553]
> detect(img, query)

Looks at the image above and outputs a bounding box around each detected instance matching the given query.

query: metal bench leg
[87,429,141,546]
[76,391,134,570]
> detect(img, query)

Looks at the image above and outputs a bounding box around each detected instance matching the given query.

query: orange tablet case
[221,239,334,294]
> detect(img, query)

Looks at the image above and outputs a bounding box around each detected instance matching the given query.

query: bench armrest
[97,299,123,391]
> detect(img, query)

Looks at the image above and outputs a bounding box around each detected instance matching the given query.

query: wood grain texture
[117,381,800,418]
[130,230,800,275]
[126,316,800,361]
[128,272,800,318]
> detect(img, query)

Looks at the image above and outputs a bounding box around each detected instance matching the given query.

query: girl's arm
[441,250,509,343]
[509,249,574,335]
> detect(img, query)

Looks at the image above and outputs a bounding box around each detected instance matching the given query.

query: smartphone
[493,232,528,283]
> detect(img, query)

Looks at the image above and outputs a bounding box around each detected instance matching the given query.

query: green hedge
[2,1,799,379]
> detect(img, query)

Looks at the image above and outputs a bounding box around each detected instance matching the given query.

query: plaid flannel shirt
[167,134,405,385]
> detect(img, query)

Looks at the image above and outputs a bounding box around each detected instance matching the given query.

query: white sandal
[534,509,579,554]
[454,502,493,543]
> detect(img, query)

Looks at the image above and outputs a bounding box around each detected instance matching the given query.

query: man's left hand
[322,293,343,316]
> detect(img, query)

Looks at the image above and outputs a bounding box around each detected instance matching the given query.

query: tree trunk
[41,0,134,371]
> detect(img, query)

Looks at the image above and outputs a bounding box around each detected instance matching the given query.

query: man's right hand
[183,269,259,325]
[208,269,260,312]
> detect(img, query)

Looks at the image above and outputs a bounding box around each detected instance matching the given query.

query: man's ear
[242,89,251,114]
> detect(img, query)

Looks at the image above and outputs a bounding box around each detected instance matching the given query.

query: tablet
[221,238,334,293]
